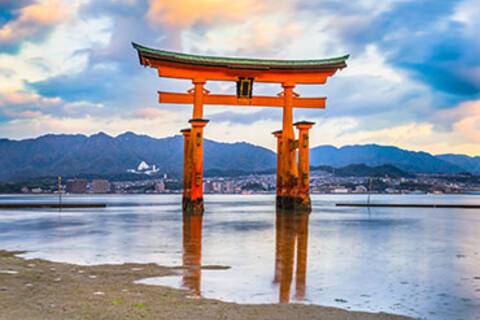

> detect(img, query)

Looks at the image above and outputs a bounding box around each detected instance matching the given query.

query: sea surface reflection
[1,194,480,320]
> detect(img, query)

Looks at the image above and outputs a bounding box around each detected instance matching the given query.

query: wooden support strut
[158,91,326,109]
[192,79,205,118]
[180,128,192,209]
[272,130,283,199]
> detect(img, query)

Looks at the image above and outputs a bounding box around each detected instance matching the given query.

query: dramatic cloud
[336,0,479,99]
[147,0,277,28]
[0,0,71,50]
[438,100,480,144]
[0,0,479,155]
[0,89,59,107]
[131,107,171,119]
[0,113,185,139]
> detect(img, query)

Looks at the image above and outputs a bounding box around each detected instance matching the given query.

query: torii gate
[133,42,348,214]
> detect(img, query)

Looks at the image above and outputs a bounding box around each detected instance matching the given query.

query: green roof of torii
[132,42,349,70]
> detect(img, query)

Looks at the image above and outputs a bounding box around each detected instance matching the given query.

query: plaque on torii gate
[133,42,348,214]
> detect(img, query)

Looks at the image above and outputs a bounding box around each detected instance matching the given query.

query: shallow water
[1,194,480,320]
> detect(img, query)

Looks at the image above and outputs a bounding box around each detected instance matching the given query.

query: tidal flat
[0,250,410,320]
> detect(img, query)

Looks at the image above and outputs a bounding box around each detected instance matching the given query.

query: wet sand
[0,251,412,320]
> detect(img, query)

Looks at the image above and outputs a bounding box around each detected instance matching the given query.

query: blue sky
[0,0,479,155]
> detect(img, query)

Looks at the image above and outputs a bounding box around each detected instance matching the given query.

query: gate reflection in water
[274,210,309,303]
[180,209,310,303]
[182,212,203,295]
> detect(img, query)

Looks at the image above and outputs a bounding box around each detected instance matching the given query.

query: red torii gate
[133,42,348,214]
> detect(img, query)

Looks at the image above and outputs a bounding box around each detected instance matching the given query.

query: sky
[0,0,479,155]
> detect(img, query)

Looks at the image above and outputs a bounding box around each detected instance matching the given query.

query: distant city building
[155,181,165,193]
[204,180,214,193]
[13,169,477,195]
[353,185,368,193]
[224,180,234,193]
[212,181,222,193]
[331,187,350,194]
[126,161,159,175]
[66,179,88,194]
[91,179,111,193]
[385,188,397,194]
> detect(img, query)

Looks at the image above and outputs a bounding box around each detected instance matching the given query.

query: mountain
[0,132,276,181]
[0,132,478,182]
[332,164,412,178]
[310,144,464,174]
[437,154,480,175]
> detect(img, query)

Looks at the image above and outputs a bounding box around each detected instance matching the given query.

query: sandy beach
[0,250,411,320]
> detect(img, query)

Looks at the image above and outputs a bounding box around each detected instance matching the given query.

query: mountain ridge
[0,132,478,181]
[310,144,465,174]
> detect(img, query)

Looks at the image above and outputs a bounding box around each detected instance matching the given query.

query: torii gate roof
[133,42,348,71]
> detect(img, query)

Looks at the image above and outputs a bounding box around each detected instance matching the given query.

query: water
[1,194,480,320]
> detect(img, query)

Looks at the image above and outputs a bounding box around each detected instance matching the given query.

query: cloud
[0,113,184,140]
[0,88,62,121]
[0,1,34,20]
[181,16,303,57]
[316,99,480,156]
[0,89,61,107]
[0,9,112,98]
[293,0,479,101]
[208,109,281,125]
[0,89,106,121]
[11,110,43,119]
[0,0,71,50]
[437,100,480,143]
[352,1,478,98]
[131,107,167,119]
[0,66,15,78]
[147,0,272,28]
[29,64,118,102]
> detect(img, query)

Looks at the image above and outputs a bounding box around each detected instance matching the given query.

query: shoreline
[336,202,480,209]
[0,203,106,209]
[0,250,412,320]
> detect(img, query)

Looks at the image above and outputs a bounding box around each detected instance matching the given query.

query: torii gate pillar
[277,82,299,210]
[294,121,315,211]
[184,118,208,215]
